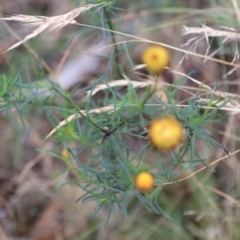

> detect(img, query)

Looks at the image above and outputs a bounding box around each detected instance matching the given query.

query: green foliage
[0,66,230,221]
[0,0,236,230]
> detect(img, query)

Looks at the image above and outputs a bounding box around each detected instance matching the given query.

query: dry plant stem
[2,117,55,185]
[16,142,53,184]
[182,25,240,39]
[231,0,240,25]
[2,20,55,77]
[206,185,240,207]
[182,24,240,66]
[215,116,234,159]
[0,224,8,240]
[161,148,240,186]
[140,76,158,107]
[85,80,153,98]
[49,82,110,136]
[168,68,240,109]
[55,35,79,76]
[176,104,240,113]
[45,105,118,140]
[192,175,220,215]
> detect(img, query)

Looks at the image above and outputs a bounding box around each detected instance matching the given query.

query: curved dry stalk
[45,105,118,140]
[206,185,240,207]
[169,68,240,111]
[85,80,153,98]
[161,149,240,186]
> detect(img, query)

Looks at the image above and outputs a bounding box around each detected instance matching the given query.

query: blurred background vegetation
[1,0,240,239]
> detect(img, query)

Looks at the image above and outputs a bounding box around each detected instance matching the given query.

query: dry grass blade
[132,64,146,70]
[206,186,240,207]
[231,0,240,25]
[174,104,240,113]
[182,25,240,39]
[161,148,240,186]
[170,68,240,110]
[45,105,118,140]
[0,2,107,52]
[85,80,153,98]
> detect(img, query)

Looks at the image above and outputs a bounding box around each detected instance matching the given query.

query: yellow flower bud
[148,116,184,151]
[142,45,169,74]
[135,172,154,192]
[61,149,69,159]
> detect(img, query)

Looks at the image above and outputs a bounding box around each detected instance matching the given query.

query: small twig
[162,149,239,186]
[2,20,55,77]
[0,224,8,240]
[206,185,240,207]
[231,0,240,26]
[56,35,79,76]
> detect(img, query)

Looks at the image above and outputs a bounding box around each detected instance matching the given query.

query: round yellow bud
[61,149,69,159]
[148,116,184,151]
[142,45,169,74]
[135,172,154,192]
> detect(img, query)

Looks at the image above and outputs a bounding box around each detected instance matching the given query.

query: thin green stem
[103,7,123,78]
